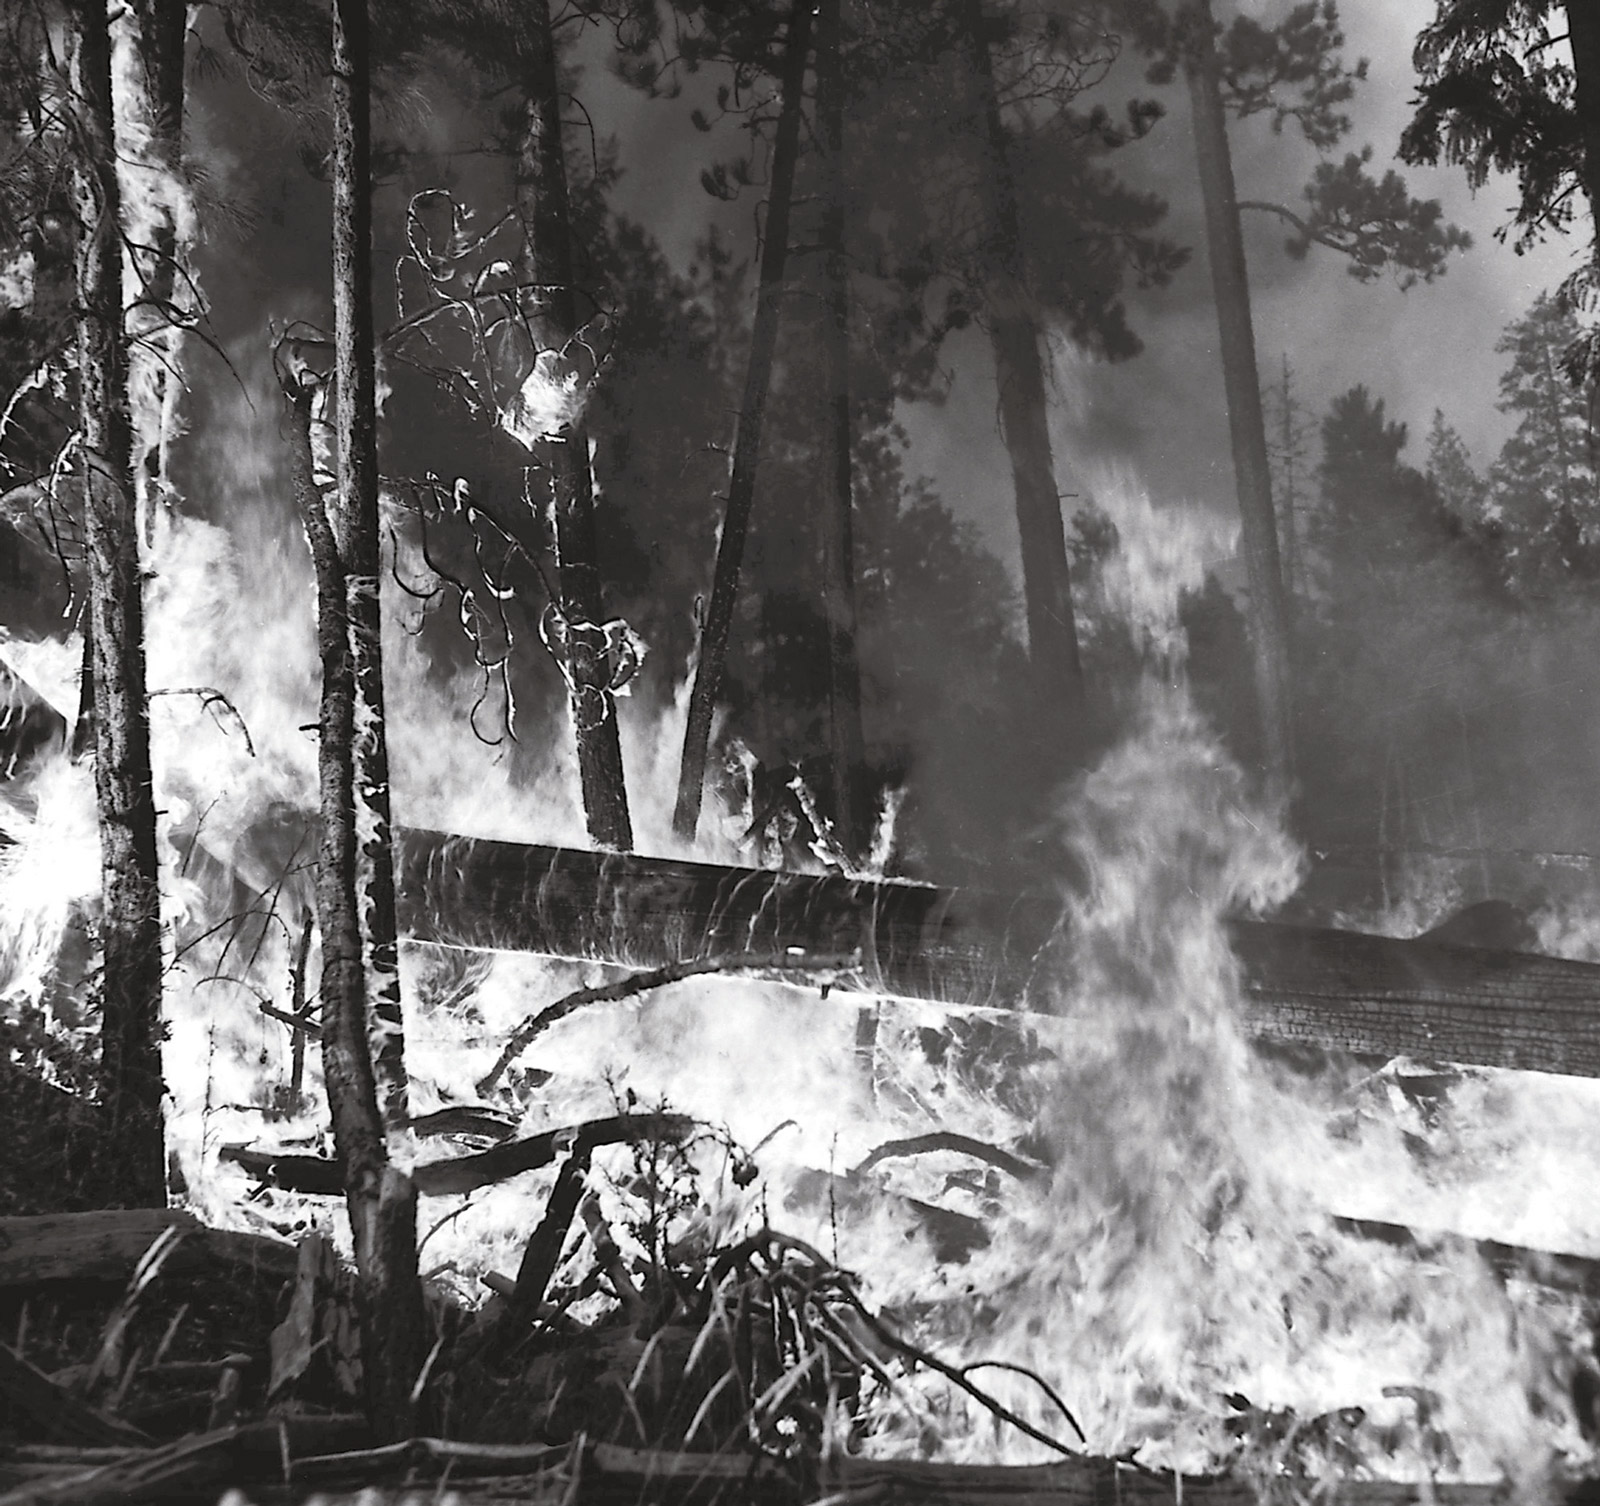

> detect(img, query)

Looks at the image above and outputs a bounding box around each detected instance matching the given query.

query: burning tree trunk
[393,828,1600,1079]
[957,0,1086,760]
[71,0,166,1209]
[325,0,426,1439]
[815,0,866,860]
[672,0,814,843]
[515,0,633,852]
[1183,0,1295,801]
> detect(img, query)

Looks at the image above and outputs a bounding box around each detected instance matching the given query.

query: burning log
[394,828,1600,1078]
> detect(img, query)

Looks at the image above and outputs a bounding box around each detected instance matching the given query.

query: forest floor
[6,1010,1600,1505]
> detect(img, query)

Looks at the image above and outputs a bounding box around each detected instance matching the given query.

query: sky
[580,0,1580,578]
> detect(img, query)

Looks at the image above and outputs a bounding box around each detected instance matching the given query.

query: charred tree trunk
[516,0,632,851]
[327,0,425,1440]
[393,827,1600,1080]
[815,0,866,859]
[672,0,814,842]
[958,0,1086,761]
[1184,0,1295,802]
[72,0,166,1209]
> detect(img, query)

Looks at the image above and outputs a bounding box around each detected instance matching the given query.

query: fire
[4,429,1600,1488]
[849,689,1585,1480]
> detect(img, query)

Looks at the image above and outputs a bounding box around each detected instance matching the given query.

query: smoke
[809,481,1594,1483]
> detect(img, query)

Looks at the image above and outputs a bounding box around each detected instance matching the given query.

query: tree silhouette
[1131,0,1468,803]
[1403,1,1600,261]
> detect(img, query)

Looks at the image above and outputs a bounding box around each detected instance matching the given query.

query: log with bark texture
[0,1211,297,1288]
[6,1435,1593,1506]
[393,828,1600,1078]
[0,1417,368,1504]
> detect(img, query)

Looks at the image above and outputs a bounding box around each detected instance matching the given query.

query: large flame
[4,368,1600,1489]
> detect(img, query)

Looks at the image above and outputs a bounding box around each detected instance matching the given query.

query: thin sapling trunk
[815,0,866,860]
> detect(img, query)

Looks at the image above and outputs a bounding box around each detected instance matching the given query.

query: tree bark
[392,827,1600,1079]
[7,1434,1598,1506]
[72,0,167,1209]
[1566,1,1600,257]
[1184,0,1295,802]
[815,0,866,859]
[330,0,407,1129]
[126,0,188,538]
[1275,355,1300,602]
[957,0,1086,760]
[328,0,426,1441]
[672,0,814,842]
[516,0,633,852]
[285,373,416,1441]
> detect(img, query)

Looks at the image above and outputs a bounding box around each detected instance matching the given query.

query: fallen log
[4,1431,1597,1506]
[0,1212,298,1289]
[0,1416,368,1504]
[394,828,1600,1078]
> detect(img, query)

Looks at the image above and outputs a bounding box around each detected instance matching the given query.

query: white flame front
[4,357,1600,1490]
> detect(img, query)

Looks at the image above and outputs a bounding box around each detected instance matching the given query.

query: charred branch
[475,950,862,1094]
[220,1111,697,1199]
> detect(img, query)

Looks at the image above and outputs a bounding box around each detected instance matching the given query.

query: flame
[4,288,1600,1488]
[845,691,1581,1483]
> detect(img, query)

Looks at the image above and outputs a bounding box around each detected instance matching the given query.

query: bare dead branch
[851,1132,1045,1185]
[475,950,862,1095]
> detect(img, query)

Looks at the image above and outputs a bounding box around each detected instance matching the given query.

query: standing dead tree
[124,0,190,540]
[510,0,634,851]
